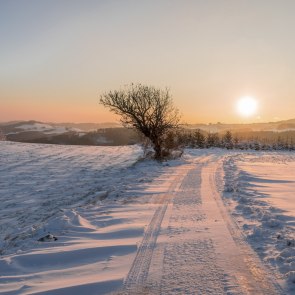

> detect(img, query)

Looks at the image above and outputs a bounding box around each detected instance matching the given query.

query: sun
[236,96,258,117]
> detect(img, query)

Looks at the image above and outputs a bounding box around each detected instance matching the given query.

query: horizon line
[1,118,295,126]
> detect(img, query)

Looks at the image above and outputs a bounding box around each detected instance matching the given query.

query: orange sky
[1,1,295,124]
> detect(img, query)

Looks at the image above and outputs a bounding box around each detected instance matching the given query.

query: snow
[0,142,146,254]
[15,122,78,134]
[0,143,294,294]
[1,142,145,246]
[0,142,170,294]
[223,152,295,293]
[16,123,55,131]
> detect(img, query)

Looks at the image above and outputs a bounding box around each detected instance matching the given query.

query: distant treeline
[175,129,295,151]
[2,127,295,151]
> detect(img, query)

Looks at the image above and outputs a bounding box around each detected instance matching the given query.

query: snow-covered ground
[0,142,167,294]
[15,122,79,134]
[223,152,295,292]
[0,143,295,294]
[0,142,145,254]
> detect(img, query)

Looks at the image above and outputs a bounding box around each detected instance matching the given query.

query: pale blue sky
[1,0,295,123]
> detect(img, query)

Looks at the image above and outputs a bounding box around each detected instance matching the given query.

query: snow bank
[223,152,295,292]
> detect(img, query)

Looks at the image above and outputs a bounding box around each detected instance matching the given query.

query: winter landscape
[2,1,295,294]
[0,141,294,294]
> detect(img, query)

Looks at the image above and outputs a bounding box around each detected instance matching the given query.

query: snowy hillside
[3,121,81,136]
[15,122,71,134]
[0,121,139,146]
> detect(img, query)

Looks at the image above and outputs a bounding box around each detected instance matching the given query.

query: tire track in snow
[159,165,226,295]
[205,158,284,295]
[118,168,187,294]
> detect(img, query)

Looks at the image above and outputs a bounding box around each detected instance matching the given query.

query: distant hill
[0,121,137,146]
[0,120,121,132]
[51,122,122,131]
[1,118,295,146]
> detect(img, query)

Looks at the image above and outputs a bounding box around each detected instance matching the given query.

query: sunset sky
[1,0,295,124]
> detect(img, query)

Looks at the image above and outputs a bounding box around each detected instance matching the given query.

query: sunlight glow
[237,96,258,117]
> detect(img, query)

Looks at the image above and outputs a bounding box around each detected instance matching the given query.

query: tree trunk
[153,141,162,160]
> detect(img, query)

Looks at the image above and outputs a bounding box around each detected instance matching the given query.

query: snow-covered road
[118,154,282,294]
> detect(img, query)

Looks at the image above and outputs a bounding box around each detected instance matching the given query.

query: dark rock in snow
[38,234,58,242]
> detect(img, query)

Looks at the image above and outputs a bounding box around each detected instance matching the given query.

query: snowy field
[0,142,295,294]
[0,142,143,255]
[0,142,171,294]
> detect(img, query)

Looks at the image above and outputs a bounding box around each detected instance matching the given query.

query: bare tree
[100,83,180,160]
